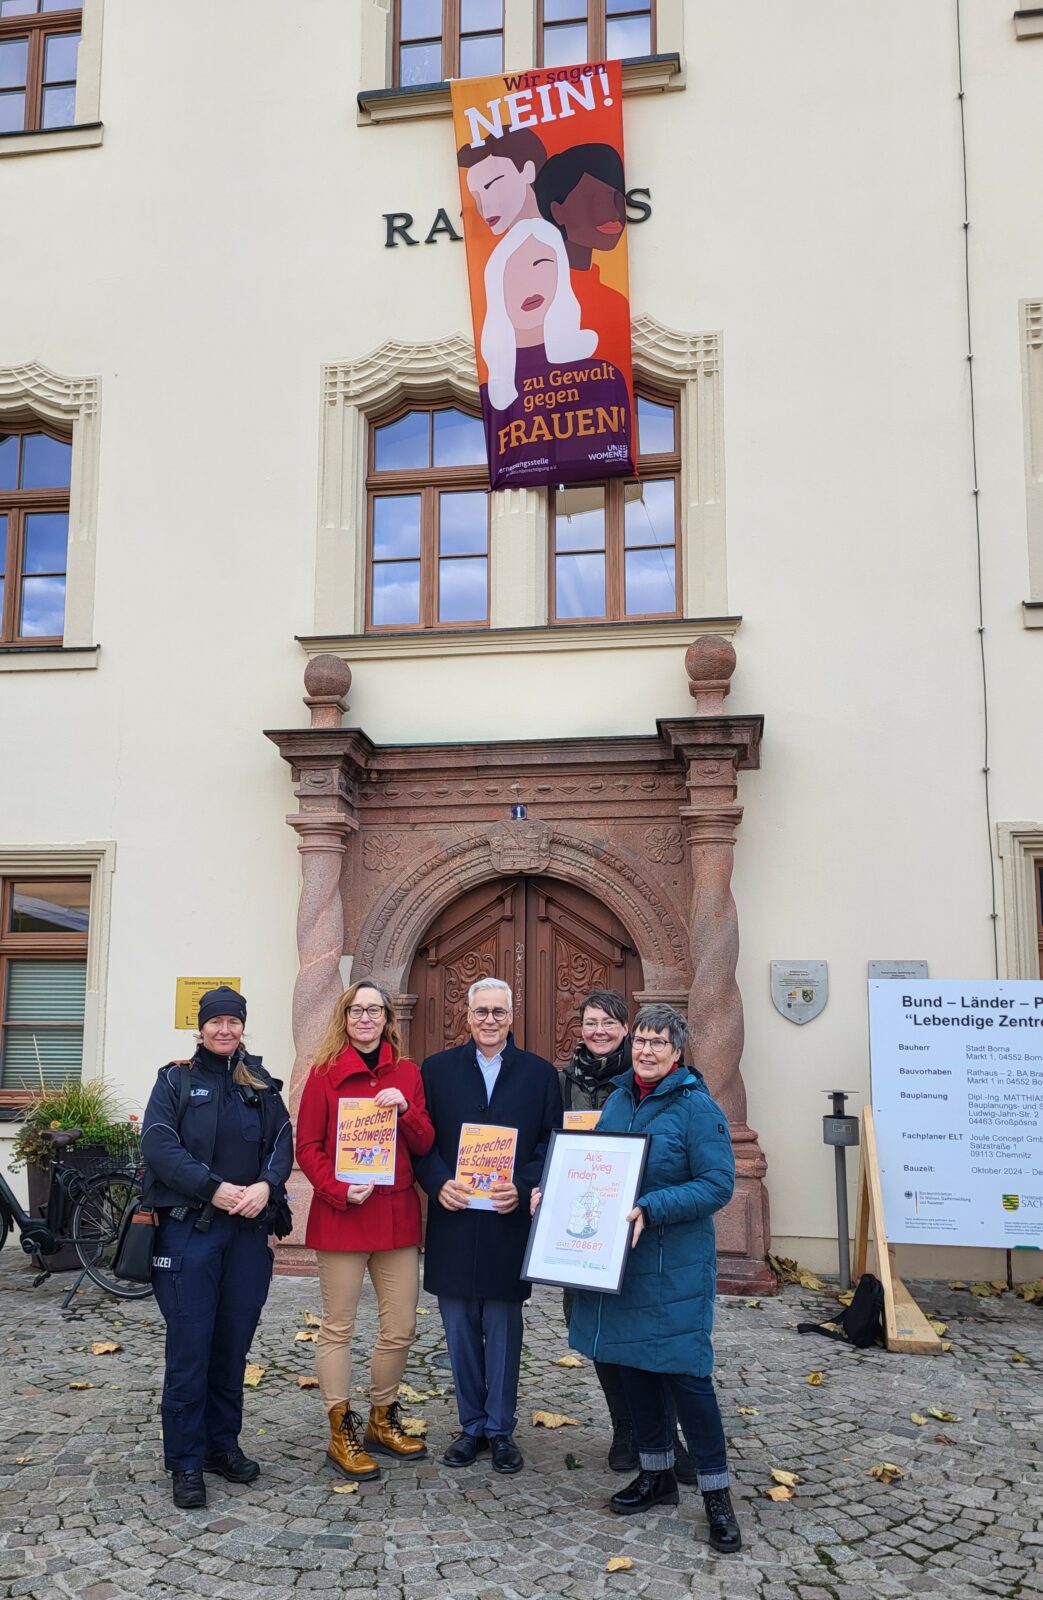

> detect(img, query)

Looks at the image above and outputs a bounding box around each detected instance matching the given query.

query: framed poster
[522,1130,649,1294]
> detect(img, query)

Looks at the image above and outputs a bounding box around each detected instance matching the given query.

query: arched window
[0,420,72,644]
[550,387,680,623]
[367,402,491,630]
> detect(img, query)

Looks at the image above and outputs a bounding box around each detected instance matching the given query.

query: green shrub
[11,1079,133,1172]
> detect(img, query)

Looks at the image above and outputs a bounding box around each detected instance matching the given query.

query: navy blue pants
[152,1211,273,1472]
[438,1297,524,1438]
[617,1366,730,1490]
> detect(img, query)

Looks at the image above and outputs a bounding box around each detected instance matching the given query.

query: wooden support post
[853,1106,942,1356]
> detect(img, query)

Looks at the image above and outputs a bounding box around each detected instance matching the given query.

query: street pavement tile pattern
[1,1252,1041,1599]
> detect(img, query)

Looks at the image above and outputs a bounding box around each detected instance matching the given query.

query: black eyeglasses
[347,1004,386,1020]
[471,1006,510,1022]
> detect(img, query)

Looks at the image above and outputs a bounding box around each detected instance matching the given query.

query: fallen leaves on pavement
[927,1406,960,1422]
[605,1556,633,1572]
[294,1330,318,1343]
[768,1254,827,1290]
[243,1364,265,1387]
[332,1483,358,1494]
[399,1416,428,1437]
[910,1413,927,1426]
[867,1461,903,1484]
[806,1371,824,1386]
[68,1381,93,1391]
[771,1469,800,1487]
[764,1485,793,1502]
[737,1406,759,1415]
[298,1376,319,1389]
[553,1355,585,1368]
[301,1309,321,1326]
[532,1410,578,1428]
[90,1342,122,1356]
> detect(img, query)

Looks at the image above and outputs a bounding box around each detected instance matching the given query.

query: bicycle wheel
[72,1170,153,1299]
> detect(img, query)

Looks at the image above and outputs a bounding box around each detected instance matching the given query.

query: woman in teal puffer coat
[564,1002,741,1555]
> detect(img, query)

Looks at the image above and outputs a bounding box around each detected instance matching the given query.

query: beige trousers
[315,1247,420,1410]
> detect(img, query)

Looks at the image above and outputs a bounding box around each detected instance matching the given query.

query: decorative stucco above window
[0,361,101,669]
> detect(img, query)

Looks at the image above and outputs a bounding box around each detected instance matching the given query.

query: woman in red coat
[296,979,435,1481]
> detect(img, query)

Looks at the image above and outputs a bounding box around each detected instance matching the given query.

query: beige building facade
[3,0,1043,1282]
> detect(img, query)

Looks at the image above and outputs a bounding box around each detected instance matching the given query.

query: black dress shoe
[674,1432,698,1486]
[609,1468,679,1516]
[203,1446,260,1484]
[489,1434,524,1474]
[172,1469,206,1509]
[607,1418,638,1473]
[703,1487,742,1553]
[443,1432,489,1467]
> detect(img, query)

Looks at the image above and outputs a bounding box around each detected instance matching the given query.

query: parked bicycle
[0,1125,151,1301]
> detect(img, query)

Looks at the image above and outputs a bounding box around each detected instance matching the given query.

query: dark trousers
[617,1365,729,1489]
[152,1210,273,1472]
[438,1296,524,1438]
[562,1289,630,1420]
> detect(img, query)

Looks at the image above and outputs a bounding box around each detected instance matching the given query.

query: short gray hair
[468,976,513,1008]
[632,1003,688,1056]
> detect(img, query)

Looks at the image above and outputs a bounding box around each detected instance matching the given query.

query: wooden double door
[407,875,642,1067]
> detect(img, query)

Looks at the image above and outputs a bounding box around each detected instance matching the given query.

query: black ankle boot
[673,1432,698,1485]
[609,1468,679,1516]
[607,1417,638,1473]
[702,1487,742,1553]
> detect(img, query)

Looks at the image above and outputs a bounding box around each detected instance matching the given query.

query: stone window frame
[312,311,725,639]
[0,361,101,671]
[1020,300,1043,626]
[0,0,103,159]
[357,0,685,124]
[997,823,1043,978]
[0,842,115,1112]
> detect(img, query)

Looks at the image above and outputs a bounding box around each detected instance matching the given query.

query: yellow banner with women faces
[451,59,636,490]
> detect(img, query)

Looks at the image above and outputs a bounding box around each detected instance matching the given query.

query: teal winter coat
[567,1066,734,1376]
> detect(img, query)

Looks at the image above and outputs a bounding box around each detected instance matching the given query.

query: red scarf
[635,1065,679,1101]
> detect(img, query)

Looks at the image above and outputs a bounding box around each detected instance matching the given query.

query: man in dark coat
[414,978,562,1474]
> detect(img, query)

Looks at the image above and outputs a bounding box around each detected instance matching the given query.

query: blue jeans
[617,1366,730,1490]
[438,1297,524,1438]
[151,1210,272,1472]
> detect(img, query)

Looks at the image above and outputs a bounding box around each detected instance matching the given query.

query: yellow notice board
[174,976,241,1030]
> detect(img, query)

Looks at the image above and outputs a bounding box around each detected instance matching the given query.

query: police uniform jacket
[141,1048,293,1210]
[412,1035,563,1302]
[296,1040,435,1252]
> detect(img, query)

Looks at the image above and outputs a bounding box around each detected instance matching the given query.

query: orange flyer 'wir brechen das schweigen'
[455,1122,518,1211]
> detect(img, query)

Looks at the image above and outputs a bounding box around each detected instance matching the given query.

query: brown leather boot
[364,1400,429,1460]
[326,1404,380,1480]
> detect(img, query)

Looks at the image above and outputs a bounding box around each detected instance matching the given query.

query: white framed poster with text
[869,979,1043,1249]
[522,1130,650,1294]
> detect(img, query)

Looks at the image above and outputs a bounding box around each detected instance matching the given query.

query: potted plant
[12,1079,139,1270]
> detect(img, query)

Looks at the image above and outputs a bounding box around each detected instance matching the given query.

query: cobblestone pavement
[1,1251,1042,1600]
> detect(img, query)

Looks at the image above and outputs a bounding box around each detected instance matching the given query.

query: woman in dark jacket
[140,986,293,1510]
[560,989,694,1483]
[565,1002,742,1554]
[296,980,435,1481]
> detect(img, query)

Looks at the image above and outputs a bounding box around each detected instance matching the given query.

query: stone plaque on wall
[867,960,928,980]
[770,961,828,1025]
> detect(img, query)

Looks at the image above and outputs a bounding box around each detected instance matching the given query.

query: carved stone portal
[266,639,773,1293]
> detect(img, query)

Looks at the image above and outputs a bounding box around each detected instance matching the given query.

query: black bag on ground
[113,1065,190,1283]
[797,1272,884,1349]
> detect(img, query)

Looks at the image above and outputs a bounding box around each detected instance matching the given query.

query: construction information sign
[869,979,1043,1248]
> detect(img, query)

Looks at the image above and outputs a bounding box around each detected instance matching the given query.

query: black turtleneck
[356,1045,381,1072]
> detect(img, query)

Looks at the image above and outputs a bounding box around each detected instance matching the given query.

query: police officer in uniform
[141,986,293,1508]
